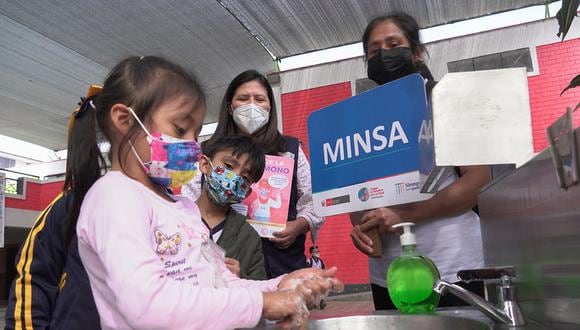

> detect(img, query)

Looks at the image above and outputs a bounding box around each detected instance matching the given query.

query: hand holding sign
[360,207,402,235]
[270,217,309,249]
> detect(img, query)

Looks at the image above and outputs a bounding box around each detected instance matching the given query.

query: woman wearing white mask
[207,70,324,279]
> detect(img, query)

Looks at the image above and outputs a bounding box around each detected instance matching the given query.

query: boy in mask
[306,246,325,270]
[196,135,267,280]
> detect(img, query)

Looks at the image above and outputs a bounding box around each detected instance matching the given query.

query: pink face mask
[128,107,201,189]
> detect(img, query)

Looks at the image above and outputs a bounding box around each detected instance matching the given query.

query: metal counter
[254,306,579,329]
[478,127,580,327]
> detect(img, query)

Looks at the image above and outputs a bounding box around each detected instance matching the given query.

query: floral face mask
[128,107,201,189]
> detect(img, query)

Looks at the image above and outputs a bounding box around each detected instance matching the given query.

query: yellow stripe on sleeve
[14,192,64,330]
[58,272,67,291]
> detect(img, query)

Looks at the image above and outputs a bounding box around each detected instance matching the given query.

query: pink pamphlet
[231,155,294,238]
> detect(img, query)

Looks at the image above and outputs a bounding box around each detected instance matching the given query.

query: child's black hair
[64,56,205,247]
[201,135,265,183]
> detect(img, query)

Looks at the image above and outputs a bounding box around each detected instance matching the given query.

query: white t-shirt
[369,173,485,287]
[311,258,323,269]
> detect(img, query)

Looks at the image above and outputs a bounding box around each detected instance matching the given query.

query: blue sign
[418,102,435,179]
[307,74,427,194]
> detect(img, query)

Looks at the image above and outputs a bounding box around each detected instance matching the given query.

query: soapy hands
[262,290,309,329]
[263,267,344,329]
[351,207,402,255]
[279,267,344,308]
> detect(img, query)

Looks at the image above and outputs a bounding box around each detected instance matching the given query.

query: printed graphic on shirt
[154,229,182,255]
[156,227,200,283]
[163,256,199,284]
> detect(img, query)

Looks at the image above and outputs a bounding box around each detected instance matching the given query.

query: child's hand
[224,257,240,277]
[262,290,309,329]
[278,267,344,309]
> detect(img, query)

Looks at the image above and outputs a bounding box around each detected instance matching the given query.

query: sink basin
[308,314,491,330]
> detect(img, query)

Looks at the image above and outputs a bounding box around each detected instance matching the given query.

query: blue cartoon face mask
[204,159,251,206]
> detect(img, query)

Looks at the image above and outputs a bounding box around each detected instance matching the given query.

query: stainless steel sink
[308,314,491,330]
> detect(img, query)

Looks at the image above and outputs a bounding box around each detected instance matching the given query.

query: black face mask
[367,47,417,85]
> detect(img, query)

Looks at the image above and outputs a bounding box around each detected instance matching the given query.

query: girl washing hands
[73,56,342,329]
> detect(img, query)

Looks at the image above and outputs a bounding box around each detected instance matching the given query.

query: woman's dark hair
[362,12,435,88]
[210,70,286,155]
[362,12,426,58]
[201,135,266,183]
[63,56,205,247]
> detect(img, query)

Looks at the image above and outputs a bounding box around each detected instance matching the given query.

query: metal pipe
[433,280,516,325]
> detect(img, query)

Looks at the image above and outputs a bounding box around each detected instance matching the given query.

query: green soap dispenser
[387,222,441,313]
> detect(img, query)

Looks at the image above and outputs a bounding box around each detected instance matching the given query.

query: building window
[448,48,533,73]
[0,157,16,168]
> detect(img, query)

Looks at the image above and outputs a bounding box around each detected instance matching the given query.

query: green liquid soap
[386,222,441,314]
[387,248,440,313]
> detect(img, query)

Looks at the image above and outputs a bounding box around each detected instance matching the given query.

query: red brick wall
[5,180,63,211]
[528,38,580,151]
[282,82,370,285]
[39,181,64,208]
[282,82,352,157]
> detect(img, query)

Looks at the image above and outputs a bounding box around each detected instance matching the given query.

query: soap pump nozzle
[392,222,416,246]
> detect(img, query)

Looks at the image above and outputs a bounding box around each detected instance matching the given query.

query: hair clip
[74,96,97,118]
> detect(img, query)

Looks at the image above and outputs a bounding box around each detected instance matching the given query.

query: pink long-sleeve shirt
[77,172,282,329]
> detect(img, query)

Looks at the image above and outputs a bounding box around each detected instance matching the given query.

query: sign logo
[395,182,405,195]
[358,187,370,202]
[321,195,351,207]
[395,182,421,195]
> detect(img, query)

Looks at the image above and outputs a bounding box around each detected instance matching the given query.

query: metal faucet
[432,266,526,327]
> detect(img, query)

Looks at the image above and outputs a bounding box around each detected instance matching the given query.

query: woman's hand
[350,225,374,255]
[262,290,309,329]
[224,257,240,277]
[359,207,402,235]
[270,218,309,249]
[350,211,375,255]
[278,266,344,309]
